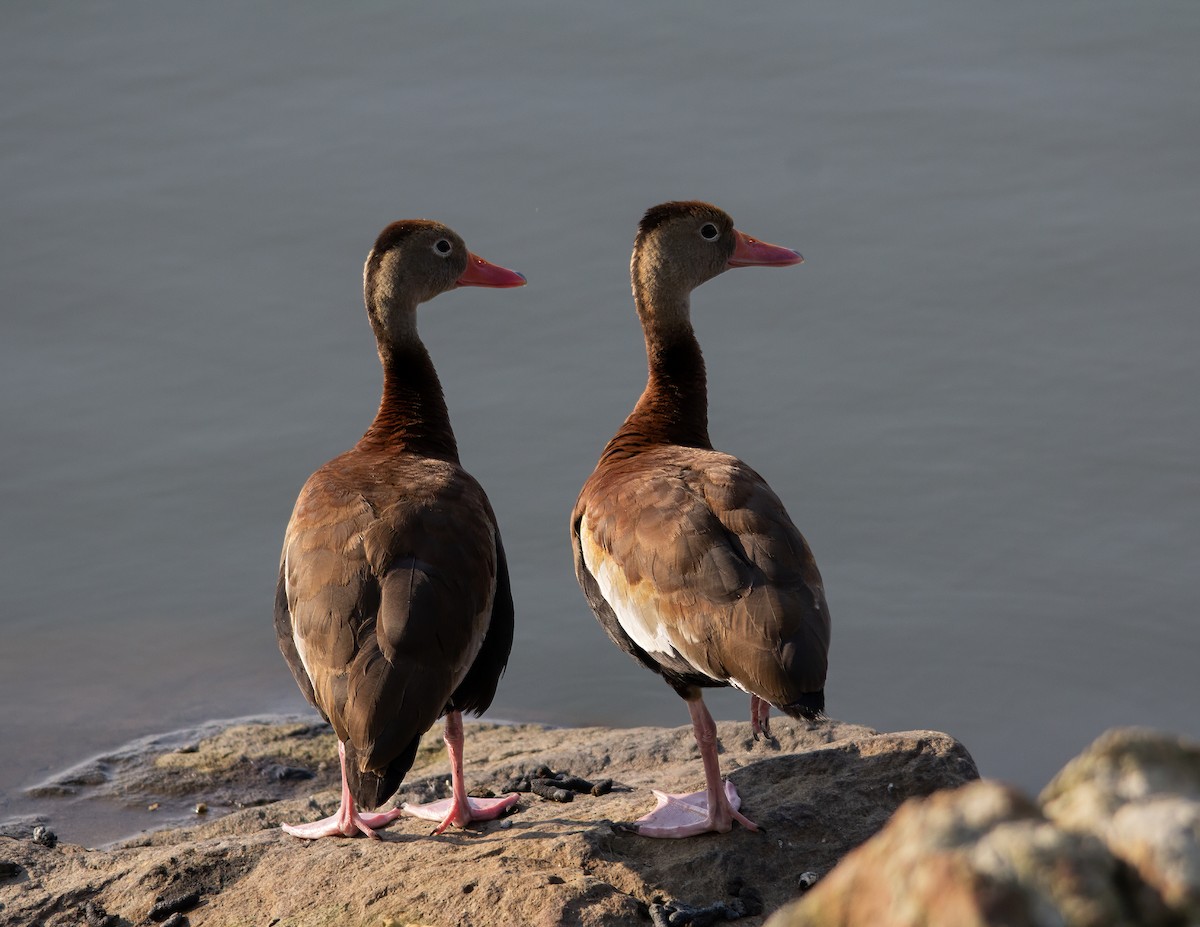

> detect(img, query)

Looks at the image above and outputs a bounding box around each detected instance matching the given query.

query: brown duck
[571,201,831,838]
[275,220,525,839]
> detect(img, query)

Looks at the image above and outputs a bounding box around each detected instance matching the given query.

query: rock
[261,763,317,782]
[1041,727,1200,922]
[0,717,976,926]
[148,888,201,921]
[768,727,1200,927]
[766,780,1139,927]
[83,899,119,926]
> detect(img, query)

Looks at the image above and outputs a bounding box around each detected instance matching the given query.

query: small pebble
[194,803,208,815]
[529,779,573,803]
[546,874,565,885]
[148,889,200,921]
[737,887,763,916]
[502,765,613,800]
[148,802,160,812]
[263,764,315,782]
[798,871,820,891]
[0,860,21,878]
[648,899,746,927]
[552,775,594,793]
[161,913,188,927]
[84,899,119,927]
[649,903,672,927]
[32,825,58,848]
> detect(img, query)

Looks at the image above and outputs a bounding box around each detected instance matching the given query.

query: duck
[274,219,526,839]
[571,201,831,838]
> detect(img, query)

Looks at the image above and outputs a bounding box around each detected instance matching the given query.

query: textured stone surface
[0,717,978,926]
[768,728,1200,927]
[765,780,1138,927]
[1041,727,1200,921]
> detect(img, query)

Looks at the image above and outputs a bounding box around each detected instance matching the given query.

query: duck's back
[276,445,511,797]
[573,445,829,713]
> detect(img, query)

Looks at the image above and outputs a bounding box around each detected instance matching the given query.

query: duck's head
[631,201,803,307]
[363,219,525,340]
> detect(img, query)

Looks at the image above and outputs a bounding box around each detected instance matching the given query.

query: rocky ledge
[1,720,1195,926]
[767,726,1200,927]
[2,717,972,926]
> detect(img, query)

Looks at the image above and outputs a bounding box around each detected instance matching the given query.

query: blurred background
[3,2,1198,844]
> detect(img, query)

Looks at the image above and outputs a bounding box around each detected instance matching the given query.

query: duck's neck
[602,291,711,461]
[360,319,459,461]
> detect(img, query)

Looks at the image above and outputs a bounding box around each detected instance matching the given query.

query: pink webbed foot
[280,739,407,840]
[280,805,403,840]
[402,792,520,835]
[633,780,759,838]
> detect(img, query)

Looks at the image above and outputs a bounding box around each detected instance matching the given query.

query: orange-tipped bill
[457,253,527,288]
[727,229,804,268]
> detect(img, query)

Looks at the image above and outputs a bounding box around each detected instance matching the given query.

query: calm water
[3,2,1198,845]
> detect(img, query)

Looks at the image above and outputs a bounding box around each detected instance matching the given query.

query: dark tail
[344,734,421,810]
[782,690,826,722]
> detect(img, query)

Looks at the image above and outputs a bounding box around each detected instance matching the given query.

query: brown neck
[360,340,459,461]
[601,308,711,462]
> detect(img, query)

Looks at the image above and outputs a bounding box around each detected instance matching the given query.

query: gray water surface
[3,2,1199,846]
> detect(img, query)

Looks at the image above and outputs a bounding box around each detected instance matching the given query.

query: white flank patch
[292,624,315,684]
[284,548,316,685]
[580,516,686,662]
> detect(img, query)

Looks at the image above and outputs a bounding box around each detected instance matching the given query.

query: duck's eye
[700,223,720,241]
[433,239,452,256]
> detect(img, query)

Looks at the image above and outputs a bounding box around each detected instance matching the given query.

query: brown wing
[574,448,829,710]
[277,474,374,732]
[278,454,500,776]
[448,529,514,717]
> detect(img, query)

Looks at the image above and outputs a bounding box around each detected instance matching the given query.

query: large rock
[1041,727,1200,922]
[765,780,1137,927]
[0,717,977,926]
[768,727,1200,927]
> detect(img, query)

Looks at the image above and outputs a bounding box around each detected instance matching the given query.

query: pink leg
[401,711,519,833]
[280,741,404,840]
[633,697,760,838]
[750,695,772,740]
